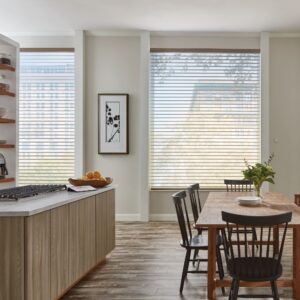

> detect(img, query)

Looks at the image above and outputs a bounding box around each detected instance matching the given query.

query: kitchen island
[0,185,115,300]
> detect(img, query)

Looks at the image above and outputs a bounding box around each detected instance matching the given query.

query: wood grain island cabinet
[0,187,115,300]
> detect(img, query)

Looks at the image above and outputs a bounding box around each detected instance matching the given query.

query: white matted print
[98,94,129,154]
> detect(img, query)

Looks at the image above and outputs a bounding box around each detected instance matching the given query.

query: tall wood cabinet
[0,190,115,300]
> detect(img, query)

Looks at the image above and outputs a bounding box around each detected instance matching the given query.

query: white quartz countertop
[0,185,116,217]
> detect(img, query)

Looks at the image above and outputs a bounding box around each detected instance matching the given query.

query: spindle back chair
[222,211,292,299]
[187,183,202,227]
[172,191,225,295]
[224,179,253,192]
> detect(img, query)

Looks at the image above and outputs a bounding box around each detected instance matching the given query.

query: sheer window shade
[150,51,261,189]
[19,51,75,185]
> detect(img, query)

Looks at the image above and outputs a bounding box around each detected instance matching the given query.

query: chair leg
[232,279,239,300]
[216,246,225,296]
[221,228,229,266]
[252,227,259,249]
[193,249,199,266]
[180,249,191,294]
[229,279,235,300]
[271,280,279,300]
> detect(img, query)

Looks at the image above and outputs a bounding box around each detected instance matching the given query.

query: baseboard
[150,213,194,221]
[150,214,177,221]
[116,213,191,222]
[116,214,141,221]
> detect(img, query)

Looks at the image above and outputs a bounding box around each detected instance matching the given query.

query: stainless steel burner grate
[0,185,67,201]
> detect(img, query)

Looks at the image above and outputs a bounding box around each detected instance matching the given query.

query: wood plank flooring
[62,222,294,300]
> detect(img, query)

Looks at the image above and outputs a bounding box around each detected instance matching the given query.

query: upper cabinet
[0,34,19,188]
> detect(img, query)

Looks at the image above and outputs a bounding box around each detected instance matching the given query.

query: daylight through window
[150,50,261,189]
[19,51,75,185]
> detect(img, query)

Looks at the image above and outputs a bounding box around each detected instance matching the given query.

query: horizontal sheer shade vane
[150,51,261,189]
[19,51,75,185]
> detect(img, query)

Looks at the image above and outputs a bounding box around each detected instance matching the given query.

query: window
[19,51,75,185]
[150,50,261,189]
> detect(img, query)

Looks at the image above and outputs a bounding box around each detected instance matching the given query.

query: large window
[19,51,75,185]
[150,50,261,189]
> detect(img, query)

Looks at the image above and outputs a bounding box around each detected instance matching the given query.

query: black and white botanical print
[105,101,120,143]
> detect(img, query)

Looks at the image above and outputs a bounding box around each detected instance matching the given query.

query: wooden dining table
[196,191,300,300]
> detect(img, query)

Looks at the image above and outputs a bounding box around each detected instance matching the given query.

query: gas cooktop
[0,185,67,201]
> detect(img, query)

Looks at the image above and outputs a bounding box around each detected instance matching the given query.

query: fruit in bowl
[82,171,107,181]
[68,170,112,188]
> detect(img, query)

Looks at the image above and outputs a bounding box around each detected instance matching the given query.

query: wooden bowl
[68,177,112,188]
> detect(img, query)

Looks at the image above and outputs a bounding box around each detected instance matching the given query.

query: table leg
[293,227,300,299]
[207,227,217,300]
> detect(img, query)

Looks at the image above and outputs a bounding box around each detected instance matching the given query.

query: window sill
[150,188,227,192]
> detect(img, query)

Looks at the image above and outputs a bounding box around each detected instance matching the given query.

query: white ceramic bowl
[236,196,262,206]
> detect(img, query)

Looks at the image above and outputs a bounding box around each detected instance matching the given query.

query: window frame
[18,48,76,185]
[149,48,262,190]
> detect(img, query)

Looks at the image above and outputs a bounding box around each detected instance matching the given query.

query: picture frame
[98,93,129,154]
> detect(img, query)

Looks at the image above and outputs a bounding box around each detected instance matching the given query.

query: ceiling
[2,0,300,33]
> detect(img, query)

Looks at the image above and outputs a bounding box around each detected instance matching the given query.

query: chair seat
[180,234,222,249]
[228,257,282,281]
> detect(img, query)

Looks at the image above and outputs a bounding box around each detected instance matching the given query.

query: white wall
[269,37,300,198]
[149,34,261,219]
[151,34,260,49]
[9,35,74,48]
[85,36,141,220]
[9,33,144,220]
[8,32,300,219]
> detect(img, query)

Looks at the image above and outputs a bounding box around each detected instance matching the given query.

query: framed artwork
[98,93,129,154]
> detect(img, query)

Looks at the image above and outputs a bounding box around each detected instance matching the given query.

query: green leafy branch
[242,153,275,196]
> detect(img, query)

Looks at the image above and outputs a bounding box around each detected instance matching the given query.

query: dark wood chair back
[222,211,292,276]
[187,183,201,225]
[295,194,300,206]
[224,179,253,192]
[172,191,192,247]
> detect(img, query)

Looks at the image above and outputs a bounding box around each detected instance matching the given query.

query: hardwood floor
[62,222,293,300]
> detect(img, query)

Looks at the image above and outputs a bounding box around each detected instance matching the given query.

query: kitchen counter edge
[0,185,116,217]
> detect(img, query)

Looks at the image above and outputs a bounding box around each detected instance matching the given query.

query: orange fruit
[99,175,107,182]
[86,171,94,179]
[93,171,101,179]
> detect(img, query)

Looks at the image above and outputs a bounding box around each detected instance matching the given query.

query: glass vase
[254,183,262,198]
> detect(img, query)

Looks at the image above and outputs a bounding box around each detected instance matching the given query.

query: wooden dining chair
[172,191,225,295]
[222,211,292,300]
[224,179,258,244]
[295,194,300,206]
[187,183,203,235]
[187,183,228,266]
[187,183,206,265]
[224,179,253,192]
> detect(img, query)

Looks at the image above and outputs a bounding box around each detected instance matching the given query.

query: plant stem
[255,183,262,197]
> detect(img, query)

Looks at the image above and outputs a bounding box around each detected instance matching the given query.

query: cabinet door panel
[95,192,107,261]
[69,196,96,283]
[96,190,115,262]
[106,189,115,253]
[0,217,24,300]
[68,200,80,282]
[51,205,69,299]
[25,211,50,300]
